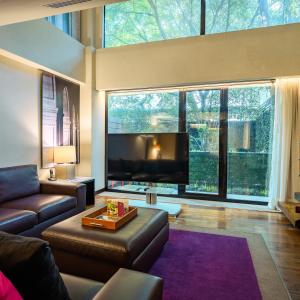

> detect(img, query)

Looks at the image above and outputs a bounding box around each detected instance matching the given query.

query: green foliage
[187,90,220,152]
[207,0,300,34]
[105,0,300,47]
[105,0,201,47]
[188,151,270,197]
[108,92,179,133]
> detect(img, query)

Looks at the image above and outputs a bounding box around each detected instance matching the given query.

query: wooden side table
[278,200,300,227]
[67,177,95,206]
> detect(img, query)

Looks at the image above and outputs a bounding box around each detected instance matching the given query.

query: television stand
[128,183,182,217]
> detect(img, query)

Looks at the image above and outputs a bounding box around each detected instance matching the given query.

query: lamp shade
[53,146,76,164]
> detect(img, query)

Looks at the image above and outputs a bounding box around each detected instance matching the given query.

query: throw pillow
[0,271,22,300]
[0,231,70,300]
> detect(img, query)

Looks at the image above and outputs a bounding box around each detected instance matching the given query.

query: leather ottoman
[42,206,169,282]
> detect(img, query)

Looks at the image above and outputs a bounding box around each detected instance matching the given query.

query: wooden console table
[278,200,300,227]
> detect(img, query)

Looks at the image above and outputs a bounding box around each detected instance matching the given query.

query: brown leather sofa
[0,164,86,237]
[0,231,163,300]
[62,269,163,300]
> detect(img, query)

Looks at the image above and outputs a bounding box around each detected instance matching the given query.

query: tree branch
[175,0,197,35]
[209,0,226,33]
[147,0,167,39]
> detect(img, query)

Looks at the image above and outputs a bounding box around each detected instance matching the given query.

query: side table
[67,177,95,206]
[278,200,300,227]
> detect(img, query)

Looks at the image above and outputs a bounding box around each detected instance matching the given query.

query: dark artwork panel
[42,73,80,168]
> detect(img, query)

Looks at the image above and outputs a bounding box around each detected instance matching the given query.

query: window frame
[104,80,274,205]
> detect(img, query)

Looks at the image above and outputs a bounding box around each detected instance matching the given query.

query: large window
[104,0,300,47]
[106,82,274,204]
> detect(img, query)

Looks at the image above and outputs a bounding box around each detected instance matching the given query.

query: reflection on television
[107,133,189,184]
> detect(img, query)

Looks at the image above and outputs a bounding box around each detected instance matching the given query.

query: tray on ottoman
[42,205,169,282]
[82,206,137,230]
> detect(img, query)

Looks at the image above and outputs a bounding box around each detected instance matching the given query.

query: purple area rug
[150,229,262,300]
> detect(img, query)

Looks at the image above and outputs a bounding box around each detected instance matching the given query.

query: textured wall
[97,23,300,91]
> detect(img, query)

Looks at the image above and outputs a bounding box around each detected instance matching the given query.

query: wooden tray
[82,206,137,230]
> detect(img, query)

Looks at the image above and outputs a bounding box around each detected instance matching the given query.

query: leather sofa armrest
[40,180,86,211]
[92,269,163,300]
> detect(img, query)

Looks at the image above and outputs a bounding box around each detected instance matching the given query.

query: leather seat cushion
[61,273,104,300]
[42,207,168,265]
[0,165,40,203]
[0,194,76,223]
[0,208,37,234]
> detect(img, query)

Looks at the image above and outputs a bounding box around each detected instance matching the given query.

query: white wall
[78,48,93,179]
[96,23,300,90]
[0,55,48,178]
[92,91,106,190]
[0,19,85,83]
[0,51,104,185]
[80,9,106,190]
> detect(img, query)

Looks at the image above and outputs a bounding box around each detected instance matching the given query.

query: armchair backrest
[0,165,40,203]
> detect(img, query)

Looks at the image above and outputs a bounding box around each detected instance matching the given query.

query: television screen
[107,133,189,184]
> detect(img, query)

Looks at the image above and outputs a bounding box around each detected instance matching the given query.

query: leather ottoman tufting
[42,206,169,282]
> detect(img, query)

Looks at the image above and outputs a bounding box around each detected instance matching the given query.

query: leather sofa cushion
[0,231,70,300]
[0,208,37,234]
[0,165,40,203]
[61,273,104,300]
[43,207,168,266]
[0,194,76,223]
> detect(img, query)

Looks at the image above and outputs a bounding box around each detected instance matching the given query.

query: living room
[0,0,300,299]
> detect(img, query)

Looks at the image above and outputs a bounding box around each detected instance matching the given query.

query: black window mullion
[179,91,186,132]
[105,93,109,189]
[102,7,106,48]
[178,91,187,196]
[200,0,206,35]
[219,89,228,199]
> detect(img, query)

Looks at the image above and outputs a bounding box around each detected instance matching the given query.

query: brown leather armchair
[0,164,86,237]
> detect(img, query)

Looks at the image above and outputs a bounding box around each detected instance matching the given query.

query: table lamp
[54,146,76,179]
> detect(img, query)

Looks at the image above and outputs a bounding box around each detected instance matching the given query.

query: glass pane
[104,0,201,48]
[186,90,220,194]
[227,85,274,201]
[108,92,179,133]
[206,0,300,34]
[107,91,179,194]
[46,13,71,35]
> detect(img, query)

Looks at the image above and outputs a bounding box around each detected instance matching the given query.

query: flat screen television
[107,133,189,184]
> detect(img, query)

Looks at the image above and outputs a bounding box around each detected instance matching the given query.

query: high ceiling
[0,0,126,26]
